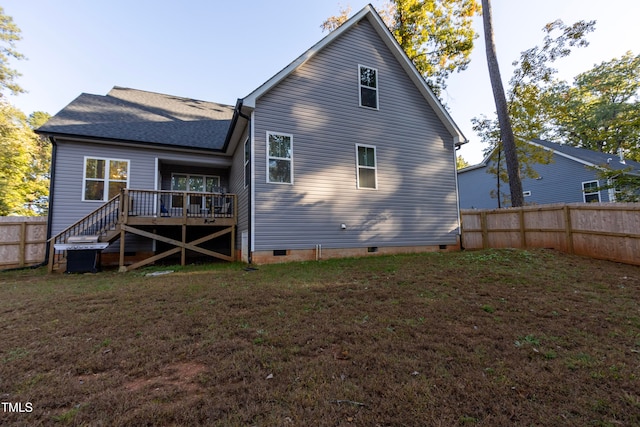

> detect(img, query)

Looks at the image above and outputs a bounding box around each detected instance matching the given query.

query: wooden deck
[49,189,237,272]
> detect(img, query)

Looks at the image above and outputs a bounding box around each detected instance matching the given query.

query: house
[458,139,640,209]
[37,4,467,271]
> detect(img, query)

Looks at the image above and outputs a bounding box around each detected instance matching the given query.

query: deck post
[118,228,126,272]
[47,240,56,273]
[181,224,187,266]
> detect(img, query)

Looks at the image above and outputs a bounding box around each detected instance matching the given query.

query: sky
[3,0,639,164]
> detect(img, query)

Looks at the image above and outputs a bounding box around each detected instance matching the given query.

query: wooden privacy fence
[0,217,47,269]
[461,203,640,266]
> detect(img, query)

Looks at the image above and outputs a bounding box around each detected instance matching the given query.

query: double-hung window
[83,157,129,201]
[582,180,600,203]
[356,144,377,189]
[267,132,293,184]
[359,65,378,109]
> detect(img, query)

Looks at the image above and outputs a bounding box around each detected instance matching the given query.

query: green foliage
[0,8,52,216]
[324,1,481,97]
[389,0,480,96]
[546,52,640,159]
[320,5,351,32]
[0,104,50,215]
[472,19,596,205]
[0,7,25,97]
[456,154,469,169]
[591,166,640,202]
[472,117,552,206]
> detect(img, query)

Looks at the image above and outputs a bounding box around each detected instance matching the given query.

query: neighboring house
[37,5,467,271]
[458,139,640,209]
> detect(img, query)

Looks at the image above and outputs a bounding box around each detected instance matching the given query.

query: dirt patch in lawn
[123,362,206,393]
[1,249,639,426]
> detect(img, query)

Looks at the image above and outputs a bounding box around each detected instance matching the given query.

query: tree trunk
[481,0,524,207]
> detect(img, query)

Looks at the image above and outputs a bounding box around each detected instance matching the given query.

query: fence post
[480,211,488,249]
[563,205,574,254]
[18,222,26,267]
[519,208,527,249]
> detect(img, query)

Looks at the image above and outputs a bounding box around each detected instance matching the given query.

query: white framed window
[582,180,600,203]
[523,191,532,197]
[356,144,377,189]
[170,173,220,210]
[267,132,293,184]
[82,157,129,201]
[359,65,378,109]
[244,138,250,189]
[607,178,626,202]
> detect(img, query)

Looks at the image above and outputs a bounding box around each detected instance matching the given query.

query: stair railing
[47,193,122,272]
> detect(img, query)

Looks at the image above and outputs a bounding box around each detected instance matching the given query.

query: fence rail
[461,203,640,266]
[3,203,638,271]
[0,217,47,269]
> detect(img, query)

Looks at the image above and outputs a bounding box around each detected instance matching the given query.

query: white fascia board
[526,140,599,169]
[242,6,374,109]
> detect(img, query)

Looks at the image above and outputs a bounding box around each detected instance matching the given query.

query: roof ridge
[108,86,235,108]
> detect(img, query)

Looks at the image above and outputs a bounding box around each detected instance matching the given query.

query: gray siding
[229,129,250,251]
[458,154,611,209]
[50,139,231,242]
[251,20,459,251]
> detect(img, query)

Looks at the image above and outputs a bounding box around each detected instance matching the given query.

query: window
[359,65,378,109]
[523,191,532,197]
[356,144,377,189]
[83,157,129,201]
[607,178,629,202]
[267,132,293,184]
[582,180,600,203]
[170,173,220,209]
[244,138,250,188]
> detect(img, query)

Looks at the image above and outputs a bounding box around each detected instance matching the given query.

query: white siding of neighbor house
[250,19,460,252]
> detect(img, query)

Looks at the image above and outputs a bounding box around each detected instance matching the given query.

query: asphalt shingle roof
[531,139,640,173]
[37,86,235,151]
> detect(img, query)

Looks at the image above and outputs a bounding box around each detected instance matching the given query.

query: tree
[480,0,523,207]
[0,8,51,215]
[546,52,640,160]
[456,154,469,169]
[0,6,25,97]
[320,5,351,32]
[26,111,52,214]
[472,19,594,207]
[471,117,551,207]
[0,104,46,215]
[592,166,640,203]
[323,0,481,96]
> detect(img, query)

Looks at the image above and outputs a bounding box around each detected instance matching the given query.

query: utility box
[54,236,109,273]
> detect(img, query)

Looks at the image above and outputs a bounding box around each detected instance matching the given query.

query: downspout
[453,138,465,250]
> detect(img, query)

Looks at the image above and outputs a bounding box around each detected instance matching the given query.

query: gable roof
[37,86,235,151]
[236,3,466,147]
[529,139,640,173]
[459,139,640,175]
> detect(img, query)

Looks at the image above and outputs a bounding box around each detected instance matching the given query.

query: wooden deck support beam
[118,224,234,272]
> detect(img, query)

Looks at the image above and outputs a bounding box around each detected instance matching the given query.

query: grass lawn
[1,249,639,426]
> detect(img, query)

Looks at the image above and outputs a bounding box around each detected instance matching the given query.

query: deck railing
[122,189,235,220]
[48,193,122,272]
[48,189,237,272]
